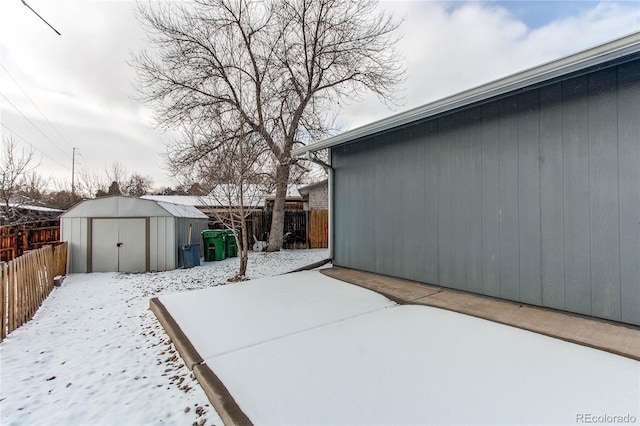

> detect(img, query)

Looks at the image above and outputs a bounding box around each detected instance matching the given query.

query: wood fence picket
[0,243,68,342]
[310,210,329,248]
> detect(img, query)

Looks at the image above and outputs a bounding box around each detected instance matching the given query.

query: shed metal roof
[292,31,640,156]
[155,201,208,219]
[61,196,208,219]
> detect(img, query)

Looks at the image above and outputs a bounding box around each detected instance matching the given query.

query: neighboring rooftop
[143,185,304,208]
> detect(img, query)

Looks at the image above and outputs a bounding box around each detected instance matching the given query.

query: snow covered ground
[0,249,329,426]
[160,271,640,425]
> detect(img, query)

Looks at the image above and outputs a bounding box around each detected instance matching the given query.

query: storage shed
[293,32,640,326]
[61,196,209,273]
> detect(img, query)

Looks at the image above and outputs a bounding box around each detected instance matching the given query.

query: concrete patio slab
[155,270,395,362]
[205,304,638,425]
[151,269,639,425]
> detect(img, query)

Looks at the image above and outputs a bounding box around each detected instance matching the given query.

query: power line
[0,63,74,151]
[21,0,61,36]
[0,123,71,171]
[0,92,71,159]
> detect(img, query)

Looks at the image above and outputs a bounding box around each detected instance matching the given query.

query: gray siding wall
[332,61,640,325]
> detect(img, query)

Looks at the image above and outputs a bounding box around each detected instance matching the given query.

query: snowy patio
[2,247,638,425]
[156,270,640,425]
[0,249,329,426]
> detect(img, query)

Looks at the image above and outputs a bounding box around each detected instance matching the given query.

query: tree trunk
[267,162,290,251]
[238,219,249,277]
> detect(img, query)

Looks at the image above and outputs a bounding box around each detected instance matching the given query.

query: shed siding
[149,216,175,271]
[61,217,88,273]
[332,60,640,325]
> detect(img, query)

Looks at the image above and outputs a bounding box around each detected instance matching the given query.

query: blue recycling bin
[180,243,201,268]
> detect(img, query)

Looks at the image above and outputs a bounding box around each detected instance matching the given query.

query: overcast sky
[0,0,638,190]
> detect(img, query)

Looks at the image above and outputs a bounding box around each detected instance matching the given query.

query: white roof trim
[293,31,640,156]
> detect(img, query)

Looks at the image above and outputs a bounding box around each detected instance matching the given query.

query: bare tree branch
[132,0,404,251]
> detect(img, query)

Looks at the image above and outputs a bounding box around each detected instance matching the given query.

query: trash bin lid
[202,230,227,238]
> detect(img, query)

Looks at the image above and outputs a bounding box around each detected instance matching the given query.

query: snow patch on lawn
[0,249,329,425]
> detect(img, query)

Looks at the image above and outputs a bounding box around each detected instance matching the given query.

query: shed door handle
[117,242,123,247]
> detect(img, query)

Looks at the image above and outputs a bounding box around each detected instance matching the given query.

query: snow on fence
[0,243,68,342]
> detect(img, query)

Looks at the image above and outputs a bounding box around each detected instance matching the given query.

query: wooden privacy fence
[310,210,329,248]
[209,210,329,249]
[0,220,61,262]
[0,242,68,342]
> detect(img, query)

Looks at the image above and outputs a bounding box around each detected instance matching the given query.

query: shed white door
[91,218,147,272]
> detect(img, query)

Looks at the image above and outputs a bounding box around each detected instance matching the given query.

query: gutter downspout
[304,151,334,260]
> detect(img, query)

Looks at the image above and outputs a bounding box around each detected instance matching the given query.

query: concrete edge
[193,364,254,426]
[321,268,640,362]
[149,297,204,369]
[286,258,332,273]
[150,297,253,426]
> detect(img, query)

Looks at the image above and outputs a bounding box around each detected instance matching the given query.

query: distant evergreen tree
[107,181,122,196]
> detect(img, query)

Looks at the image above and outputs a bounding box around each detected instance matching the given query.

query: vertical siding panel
[402,125,427,282]
[330,149,341,265]
[562,75,592,316]
[539,83,565,310]
[482,102,501,297]
[588,68,621,321]
[161,217,170,270]
[68,217,88,273]
[361,140,377,273]
[336,145,355,269]
[389,134,405,278]
[166,218,176,270]
[618,60,640,325]
[423,121,439,284]
[518,91,542,305]
[375,136,394,275]
[465,107,484,293]
[437,116,453,287]
[498,98,520,300]
[450,112,468,290]
[149,217,158,270]
[332,146,349,268]
[335,145,351,269]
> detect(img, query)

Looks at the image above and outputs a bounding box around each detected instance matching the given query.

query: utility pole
[71,147,78,198]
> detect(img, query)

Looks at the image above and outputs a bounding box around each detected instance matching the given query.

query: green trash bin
[201,230,227,261]
[225,229,239,258]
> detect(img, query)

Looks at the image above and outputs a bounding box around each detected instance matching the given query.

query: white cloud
[1,0,638,190]
[336,0,640,130]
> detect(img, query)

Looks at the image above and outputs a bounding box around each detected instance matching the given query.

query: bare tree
[105,161,128,189]
[123,173,154,197]
[76,170,108,199]
[19,171,49,203]
[167,117,271,280]
[0,137,39,225]
[133,0,404,250]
